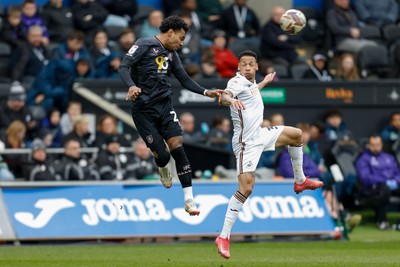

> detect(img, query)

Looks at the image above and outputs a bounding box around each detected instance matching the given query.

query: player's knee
[153,148,170,167]
[291,127,303,146]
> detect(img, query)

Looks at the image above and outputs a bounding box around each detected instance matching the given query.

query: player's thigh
[235,142,264,175]
[131,110,164,150]
[159,97,182,141]
[275,126,302,147]
[260,126,285,150]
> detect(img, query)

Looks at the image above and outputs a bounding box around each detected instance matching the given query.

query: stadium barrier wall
[0,181,335,241]
[73,79,400,139]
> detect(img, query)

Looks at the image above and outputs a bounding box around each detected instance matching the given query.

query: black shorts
[131,95,182,150]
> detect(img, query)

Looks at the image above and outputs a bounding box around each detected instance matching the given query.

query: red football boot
[215,236,230,259]
[294,177,324,194]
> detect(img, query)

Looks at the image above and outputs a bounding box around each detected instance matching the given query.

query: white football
[279,9,307,35]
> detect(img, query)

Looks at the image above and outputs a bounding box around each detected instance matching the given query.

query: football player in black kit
[119,15,223,216]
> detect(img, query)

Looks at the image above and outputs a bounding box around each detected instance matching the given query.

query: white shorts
[232,126,284,175]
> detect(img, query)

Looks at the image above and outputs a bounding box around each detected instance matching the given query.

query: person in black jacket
[302,53,334,81]
[119,15,223,216]
[24,138,57,181]
[72,0,109,45]
[54,138,99,181]
[41,0,75,43]
[96,134,127,180]
[126,138,158,180]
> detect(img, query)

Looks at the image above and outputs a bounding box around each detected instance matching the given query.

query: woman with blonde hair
[335,53,360,81]
[3,120,28,177]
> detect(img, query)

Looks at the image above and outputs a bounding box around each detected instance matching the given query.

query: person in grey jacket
[354,0,398,28]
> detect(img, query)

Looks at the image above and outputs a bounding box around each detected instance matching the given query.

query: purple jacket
[277,150,321,178]
[21,14,49,38]
[355,150,400,190]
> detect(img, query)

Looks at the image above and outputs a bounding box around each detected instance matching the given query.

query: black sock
[170,146,192,188]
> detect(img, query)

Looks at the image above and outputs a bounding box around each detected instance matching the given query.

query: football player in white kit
[214,50,324,259]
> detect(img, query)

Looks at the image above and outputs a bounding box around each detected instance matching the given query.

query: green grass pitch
[0,225,399,267]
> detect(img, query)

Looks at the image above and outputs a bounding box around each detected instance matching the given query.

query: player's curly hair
[159,15,189,33]
[238,50,258,61]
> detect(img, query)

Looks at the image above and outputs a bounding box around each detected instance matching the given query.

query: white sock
[183,186,194,201]
[288,145,306,184]
[220,191,246,239]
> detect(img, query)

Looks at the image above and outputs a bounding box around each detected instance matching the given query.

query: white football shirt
[225,72,263,145]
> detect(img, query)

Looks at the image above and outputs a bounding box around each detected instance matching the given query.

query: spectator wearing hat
[210,30,238,78]
[54,138,100,180]
[96,134,128,180]
[23,138,57,181]
[126,138,158,180]
[303,53,334,81]
[0,82,38,141]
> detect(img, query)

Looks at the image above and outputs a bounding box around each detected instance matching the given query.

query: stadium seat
[0,42,11,82]
[331,139,360,178]
[272,64,290,79]
[359,25,382,43]
[290,63,310,80]
[382,24,400,46]
[358,45,390,78]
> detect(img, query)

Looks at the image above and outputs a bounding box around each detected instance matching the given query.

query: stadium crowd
[1,0,400,230]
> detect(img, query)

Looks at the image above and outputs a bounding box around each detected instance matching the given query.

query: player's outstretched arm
[258,72,276,90]
[219,91,245,110]
[204,89,225,98]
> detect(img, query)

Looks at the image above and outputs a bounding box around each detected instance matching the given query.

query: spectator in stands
[0,154,15,181]
[2,120,28,178]
[26,59,76,112]
[380,112,400,142]
[51,31,90,63]
[197,48,220,79]
[302,53,334,81]
[196,0,224,28]
[60,100,82,135]
[326,0,378,54]
[72,0,109,44]
[63,115,94,148]
[23,138,57,181]
[126,138,158,180]
[115,28,137,56]
[173,0,213,44]
[335,53,360,81]
[354,0,398,28]
[140,10,163,38]
[75,57,94,79]
[89,29,121,78]
[9,25,50,82]
[355,134,400,230]
[40,108,63,148]
[0,82,38,140]
[96,134,127,180]
[324,108,353,141]
[220,0,260,54]
[177,15,201,64]
[391,43,400,78]
[206,115,231,151]
[260,6,302,67]
[54,138,100,180]
[42,0,74,43]
[94,114,128,148]
[269,112,285,126]
[210,30,238,78]
[98,0,137,27]
[180,112,204,143]
[20,0,50,46]
[257,59,279,81]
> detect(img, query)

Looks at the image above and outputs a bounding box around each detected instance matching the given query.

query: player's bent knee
[153,148,170,167]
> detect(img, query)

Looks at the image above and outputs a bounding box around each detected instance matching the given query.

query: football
[279,9,307,35]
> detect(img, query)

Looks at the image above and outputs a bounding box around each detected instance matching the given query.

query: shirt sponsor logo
[155,56,169,74]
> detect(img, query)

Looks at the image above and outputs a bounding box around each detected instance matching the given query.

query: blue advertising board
[1,182,335,239]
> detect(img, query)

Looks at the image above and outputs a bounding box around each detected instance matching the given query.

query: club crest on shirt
[127,45,138,55]
[146,135,154,144]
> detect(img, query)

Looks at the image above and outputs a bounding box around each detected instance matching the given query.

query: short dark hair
[68,31,84,41]
[238,50,258,61]
[159,15,189,33]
